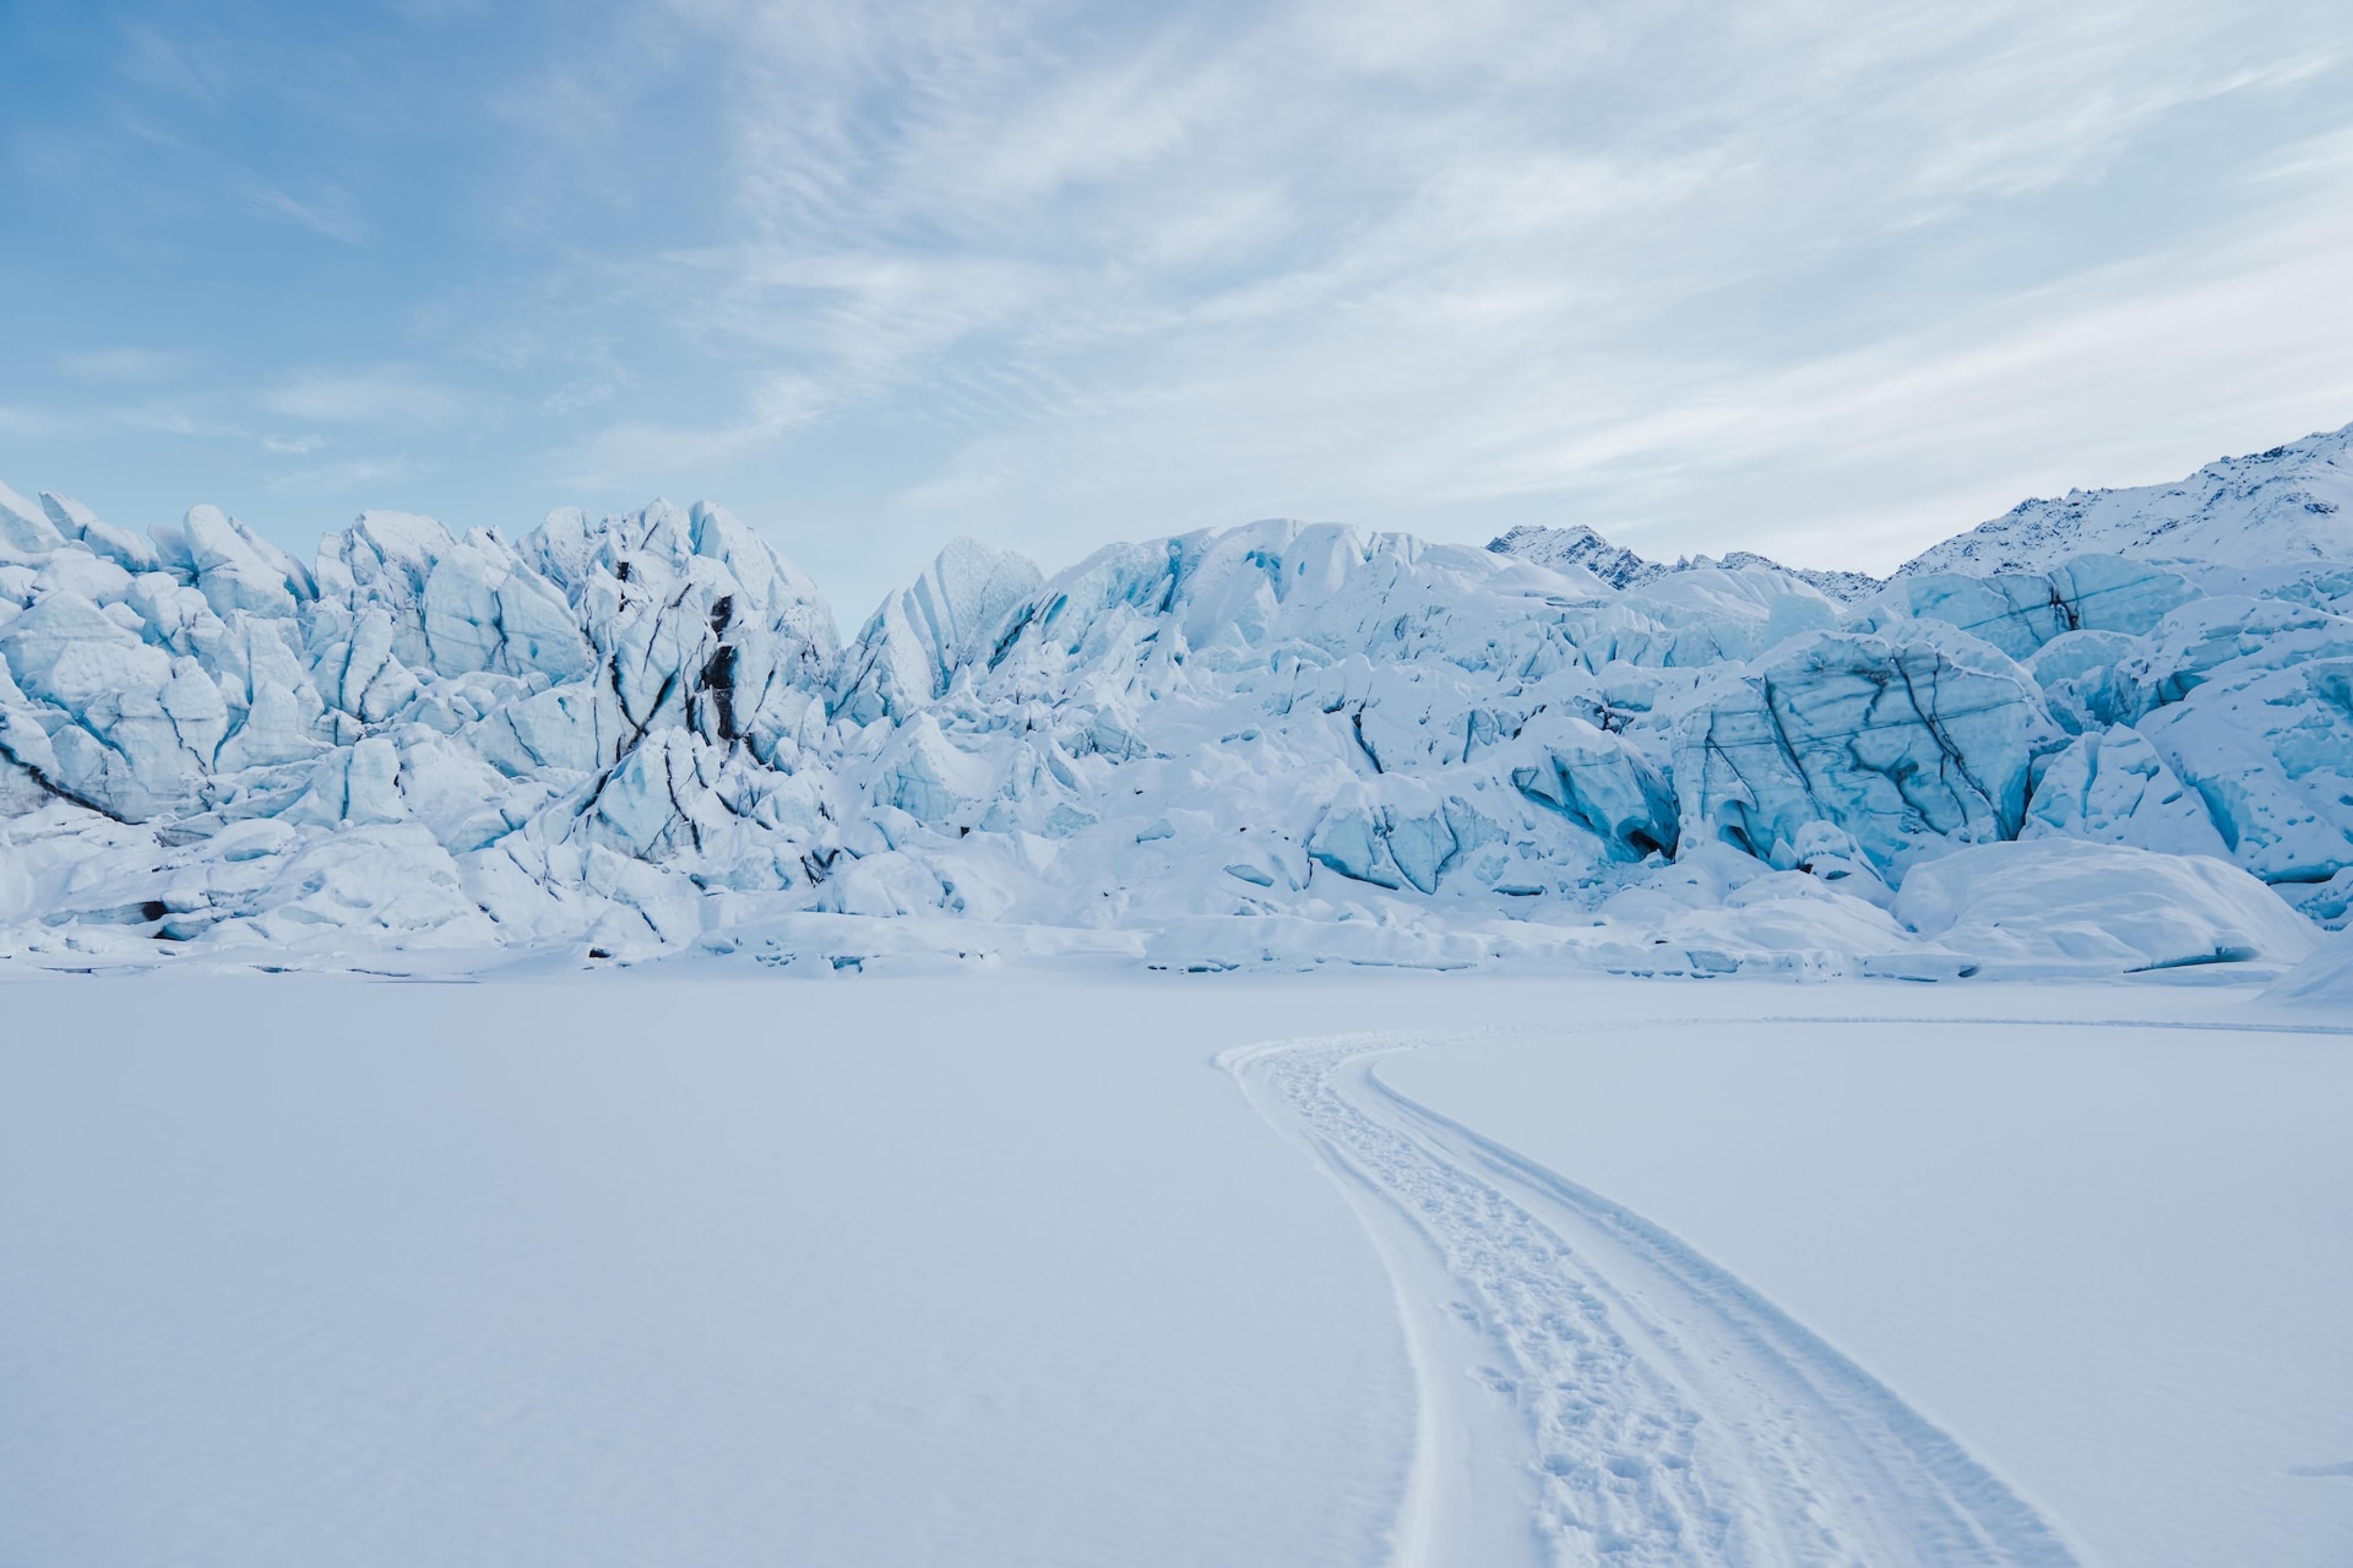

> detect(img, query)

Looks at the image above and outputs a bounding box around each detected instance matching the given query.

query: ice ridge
[3,433,2349,975]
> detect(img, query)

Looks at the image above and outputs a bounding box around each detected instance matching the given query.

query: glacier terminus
[4,422,2351,986]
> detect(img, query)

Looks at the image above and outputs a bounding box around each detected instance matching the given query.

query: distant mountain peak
[1895,421,2353,579]
[1492,419,2353,598]
[1487,525,1882,603]
[1486,523,1661,590]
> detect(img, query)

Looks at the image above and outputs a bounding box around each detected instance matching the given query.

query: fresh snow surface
[0,973,1418,1568]
[4,970,2347,1567]
[6,418,2353,980]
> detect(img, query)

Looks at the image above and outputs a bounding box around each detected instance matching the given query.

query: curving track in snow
[1221,1032,2082,1568]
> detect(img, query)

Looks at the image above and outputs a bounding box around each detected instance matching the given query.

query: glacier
[4,422,2352,978]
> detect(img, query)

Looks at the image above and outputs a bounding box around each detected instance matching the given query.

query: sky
[3,0,2351,623]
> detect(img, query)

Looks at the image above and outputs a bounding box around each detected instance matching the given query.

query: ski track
[1222,1030,2085,1568]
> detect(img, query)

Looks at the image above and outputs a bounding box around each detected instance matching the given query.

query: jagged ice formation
[4,422,2351,976]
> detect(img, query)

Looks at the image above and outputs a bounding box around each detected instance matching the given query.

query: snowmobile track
[1222,1030,2083,1568]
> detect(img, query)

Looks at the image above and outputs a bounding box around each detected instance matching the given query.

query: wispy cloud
[236,179,369,245]
[265,455,428,495]
[650,0,2339,413]
[538,353,634,416]
[561,372,827,485]
[0,405,84,439]
[2250,124,2353,184]
[259,368,472,428]
[114,19,228,109]
[57,347,198,384]
[106,403,248,440]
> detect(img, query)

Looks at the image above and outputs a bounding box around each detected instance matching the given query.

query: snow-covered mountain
[1487,525,1884,602]
[1487,523,1661,589]
[1491,420,2353,595]
[1897,421,2353,578]
[4,424,2349,977]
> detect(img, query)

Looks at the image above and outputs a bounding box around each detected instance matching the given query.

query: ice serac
[834,537,1042,723]
[1671,623,2062,877]
[2027,629,2148,734]
[1855,555,2197,660]
[1622,566,1841,663]
[2137,656,2353,886]
[160,504,316,618]
[0,590,222,820]
[2020,726,2228,859]
[465,499,846,900]
[2098,593,2353,896]
[0,492,854,955]
[39,492,163,575]
[0,481,66,557]
[1507,712,1678,862]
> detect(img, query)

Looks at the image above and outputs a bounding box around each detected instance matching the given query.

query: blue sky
[4,0,2351,620]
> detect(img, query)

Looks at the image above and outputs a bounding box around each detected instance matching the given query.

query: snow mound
[1892,839,2320,978]
[2261,930,2353,1007]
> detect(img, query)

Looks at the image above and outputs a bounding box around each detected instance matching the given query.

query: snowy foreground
[4,422,2353,982]
[4,970,2348,1567]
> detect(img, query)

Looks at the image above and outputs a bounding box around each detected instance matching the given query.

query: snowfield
[1375,1013,2353,1567]
[2,971,2347,1567]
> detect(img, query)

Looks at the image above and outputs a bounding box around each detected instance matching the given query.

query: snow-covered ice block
[2020,725,2227,858]
[2136,656,2353,885]
[0,479,67,556]
[1853,555,2194,661]
[1507,712,1678,860]
[1672,624,2062,878]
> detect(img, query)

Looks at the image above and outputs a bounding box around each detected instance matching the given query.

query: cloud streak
[259,368,474,428]
[236,179,369,245]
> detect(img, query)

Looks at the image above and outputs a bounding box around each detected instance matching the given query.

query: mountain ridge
[1488,419,2353,596]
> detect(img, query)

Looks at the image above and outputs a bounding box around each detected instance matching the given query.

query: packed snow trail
[1222,1032,2081,1568]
